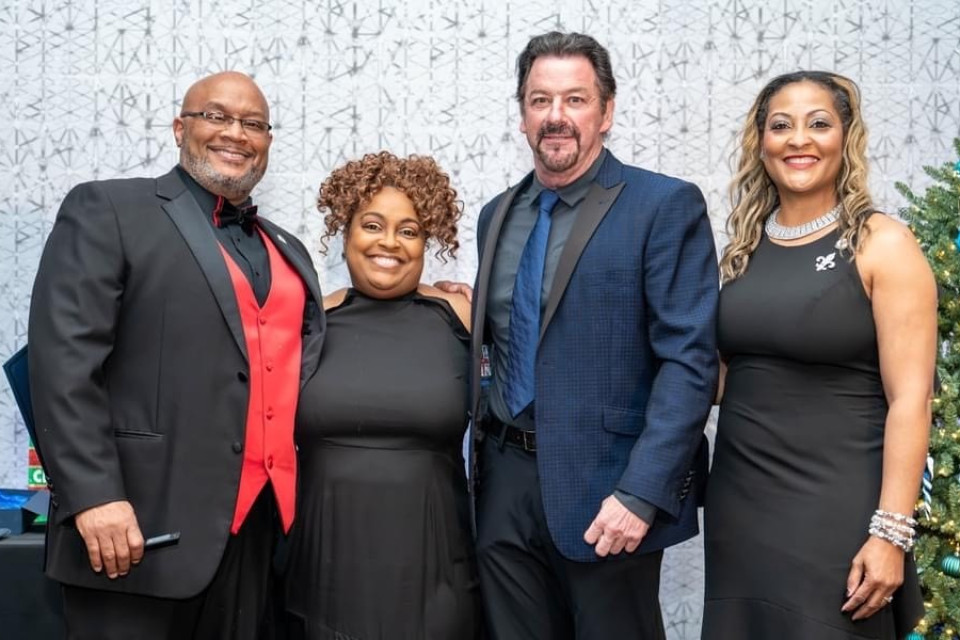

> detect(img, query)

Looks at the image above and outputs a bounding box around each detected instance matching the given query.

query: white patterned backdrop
[2,1,959,636]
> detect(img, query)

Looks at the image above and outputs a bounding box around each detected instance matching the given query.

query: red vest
[220,232,305,534]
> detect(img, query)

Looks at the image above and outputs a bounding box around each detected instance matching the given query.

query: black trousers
[475,436,666,640]
[62,489,278,640]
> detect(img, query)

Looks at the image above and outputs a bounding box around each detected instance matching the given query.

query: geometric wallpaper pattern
[2,1,959,636]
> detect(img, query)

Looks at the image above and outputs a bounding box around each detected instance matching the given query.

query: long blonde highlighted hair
[720,71,874,282]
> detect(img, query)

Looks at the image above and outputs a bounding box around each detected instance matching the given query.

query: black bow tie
[214,197,258,234]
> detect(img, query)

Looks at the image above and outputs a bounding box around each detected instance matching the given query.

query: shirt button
[232,441,243,454]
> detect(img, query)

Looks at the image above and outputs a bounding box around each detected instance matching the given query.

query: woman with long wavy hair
[702,71,934,639]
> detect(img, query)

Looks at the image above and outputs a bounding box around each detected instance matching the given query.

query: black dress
[703,231,923,639]
[284,289,481,639]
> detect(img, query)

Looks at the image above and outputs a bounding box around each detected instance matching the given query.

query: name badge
[480,344,492,386]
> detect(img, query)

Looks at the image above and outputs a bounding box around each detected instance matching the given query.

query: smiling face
[519,55,613,189]
[173,72,272,204]
[344,186,426,299]
[761,80,844,209]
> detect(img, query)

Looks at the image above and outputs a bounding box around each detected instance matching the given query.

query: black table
[0,532,64,639]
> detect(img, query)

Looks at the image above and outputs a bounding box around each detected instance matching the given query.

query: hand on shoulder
[322,288,348,311]
[417,283,472,331]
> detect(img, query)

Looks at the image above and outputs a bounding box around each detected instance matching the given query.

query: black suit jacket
[28,168,325,598]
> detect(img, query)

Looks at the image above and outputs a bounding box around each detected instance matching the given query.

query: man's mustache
[537,121,579,142]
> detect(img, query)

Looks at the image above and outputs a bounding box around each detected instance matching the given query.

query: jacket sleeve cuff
[613,490,658,525]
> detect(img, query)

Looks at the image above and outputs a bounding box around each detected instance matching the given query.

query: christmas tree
[897,138,960,640]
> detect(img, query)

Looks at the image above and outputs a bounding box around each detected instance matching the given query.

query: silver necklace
[764,203,842,241]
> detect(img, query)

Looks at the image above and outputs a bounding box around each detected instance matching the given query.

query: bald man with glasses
[28,71,325,639]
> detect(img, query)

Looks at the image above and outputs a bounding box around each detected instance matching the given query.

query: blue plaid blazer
[470,151,719,561]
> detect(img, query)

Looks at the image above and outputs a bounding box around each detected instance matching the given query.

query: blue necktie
[503,189,560,418]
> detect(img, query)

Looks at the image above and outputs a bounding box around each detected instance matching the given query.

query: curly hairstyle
[318,151,462,260]
[720,70,873,282]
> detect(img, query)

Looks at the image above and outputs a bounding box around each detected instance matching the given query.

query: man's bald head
[173,71,272,204]
[181,72,269,119]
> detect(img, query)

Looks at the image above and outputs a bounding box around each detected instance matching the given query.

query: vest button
[259,317,267,325]
[232,441,243,454]
[237,371,248,382]
[266,455,274,469]
[266,362,274,372]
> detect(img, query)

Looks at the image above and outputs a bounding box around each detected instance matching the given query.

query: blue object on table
[0,488,46,534]
[0,491,31,510]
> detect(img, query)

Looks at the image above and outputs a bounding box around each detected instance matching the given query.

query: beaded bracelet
[876,520,915,535]
[868,509,916,552]
[869,524,915,551]
[874,509,917,526]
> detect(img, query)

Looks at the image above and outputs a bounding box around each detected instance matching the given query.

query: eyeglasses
[180,111,273,135]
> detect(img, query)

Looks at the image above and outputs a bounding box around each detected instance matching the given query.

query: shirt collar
[529,148,607,208]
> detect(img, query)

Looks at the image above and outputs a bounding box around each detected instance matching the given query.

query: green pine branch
[897,137,960,638]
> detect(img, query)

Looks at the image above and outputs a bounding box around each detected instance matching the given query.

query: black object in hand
[144,532,180,550]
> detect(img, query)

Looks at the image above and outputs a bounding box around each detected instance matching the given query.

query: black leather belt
[482,416,536,453]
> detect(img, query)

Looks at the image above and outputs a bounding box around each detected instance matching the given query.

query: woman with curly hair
[283,151,480,639]
[702,71,934,639]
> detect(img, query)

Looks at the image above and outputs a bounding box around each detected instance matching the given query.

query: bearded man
[28,71,325,640]
[469,32,719,638]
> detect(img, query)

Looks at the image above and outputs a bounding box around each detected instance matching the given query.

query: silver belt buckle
[521,430,536,452]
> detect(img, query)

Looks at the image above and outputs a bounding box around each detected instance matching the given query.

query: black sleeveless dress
[283,289,481,640]
[703,231,923,639]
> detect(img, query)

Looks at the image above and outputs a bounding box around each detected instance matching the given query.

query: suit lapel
[157,171,248,361]
[258,221,322,308]
[539,169,624,343]
[471,185,519,355]
[470,184,520,416]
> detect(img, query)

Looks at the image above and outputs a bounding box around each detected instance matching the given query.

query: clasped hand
[74,500,144,579]
[583,495,650,557]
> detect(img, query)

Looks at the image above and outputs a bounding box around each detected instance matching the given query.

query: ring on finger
[883,595,893,604]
